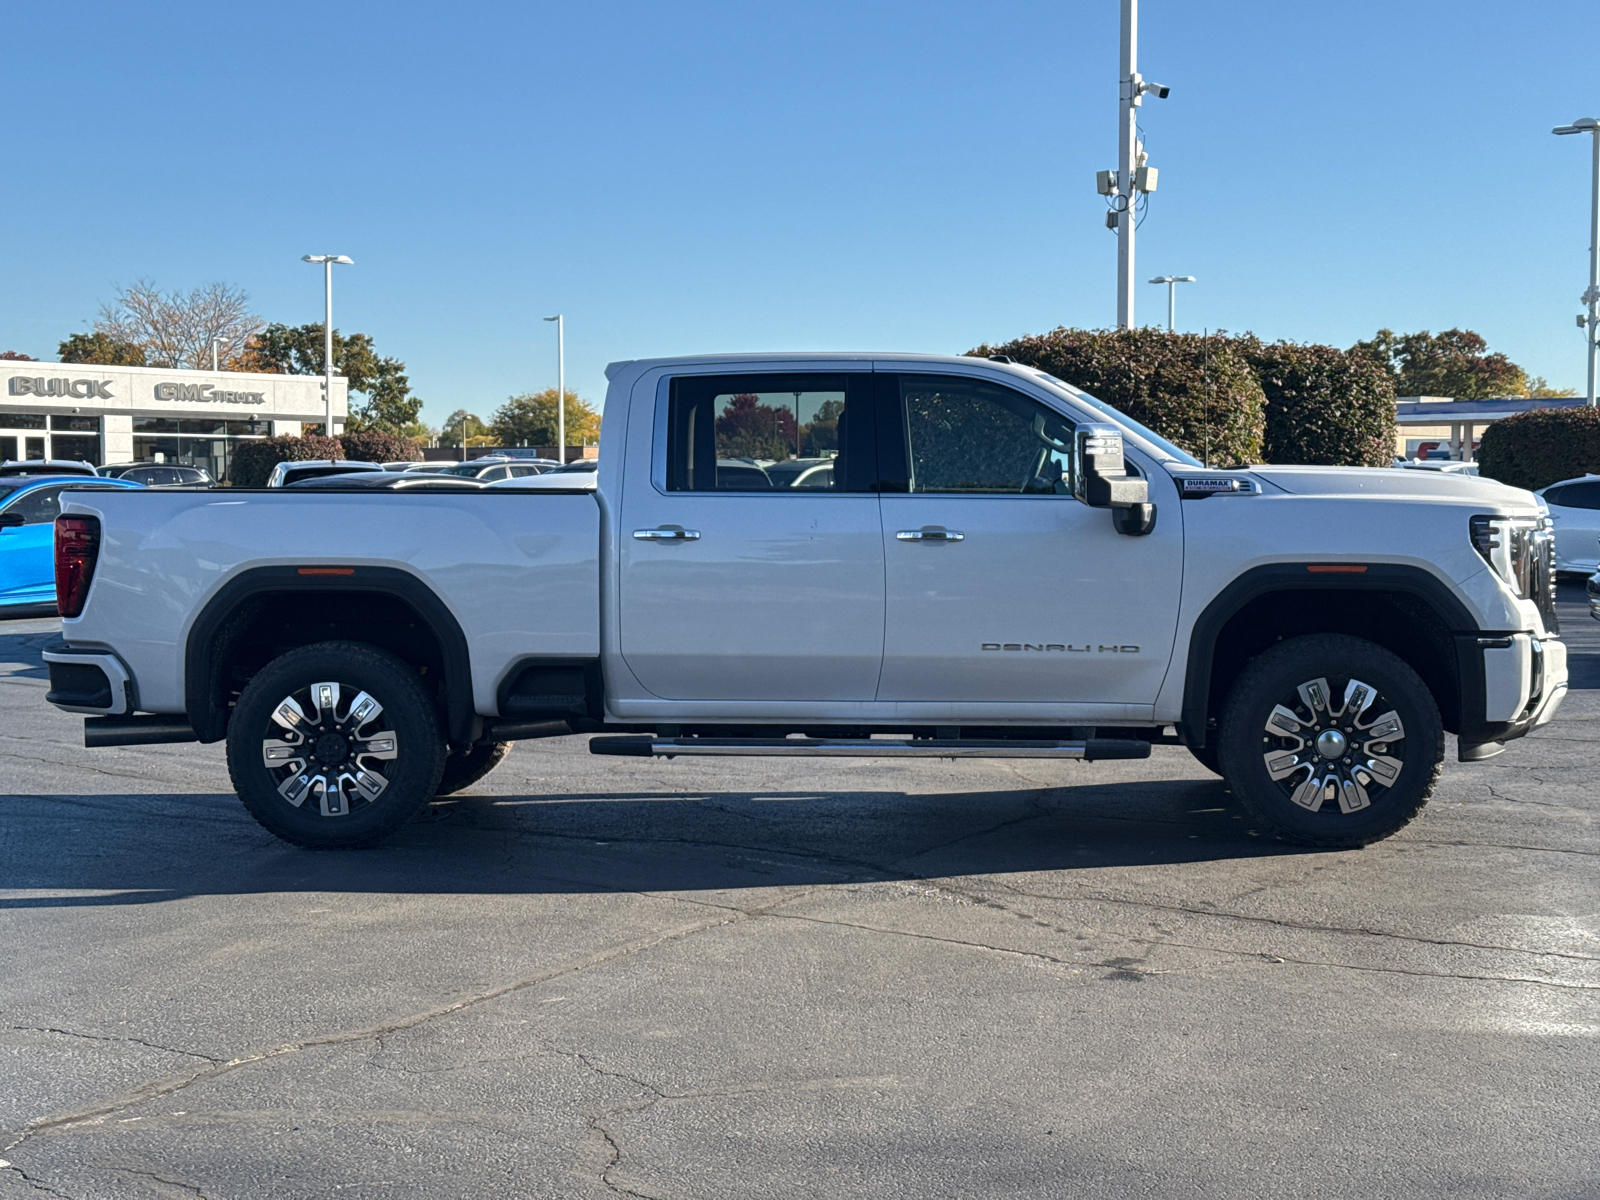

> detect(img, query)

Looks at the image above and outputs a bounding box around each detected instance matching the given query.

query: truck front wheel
[226,641,447,849]
[1215,634,1443,848]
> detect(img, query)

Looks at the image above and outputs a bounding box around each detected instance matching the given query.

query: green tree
[489,389,602,448]
[1350,328,1529,398]
[58,332,147,366]
[238,323,421,433]
[437,409,494,449]
[1525,375,1579,398]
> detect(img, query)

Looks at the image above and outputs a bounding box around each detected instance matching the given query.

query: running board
[589,736,1151,760]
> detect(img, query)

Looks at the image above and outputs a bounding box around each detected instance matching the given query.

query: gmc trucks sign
[153,382,266,405]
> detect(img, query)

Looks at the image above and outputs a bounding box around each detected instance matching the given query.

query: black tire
[1187,741,1223,776]
[436,741,513,796]
[226,641,446,849]
[1216,634,1443,848]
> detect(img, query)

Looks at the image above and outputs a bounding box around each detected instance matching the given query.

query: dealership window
[0,414,49,463]
[132,416,269,483]
[49,414,102,467]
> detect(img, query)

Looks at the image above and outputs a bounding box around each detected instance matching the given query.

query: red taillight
[55,516,101,618]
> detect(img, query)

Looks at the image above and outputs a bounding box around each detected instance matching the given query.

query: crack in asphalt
[0,1160,76,1198]
[958,882,1600,964]
[113,1166,210,1198]
[0,902,783,1159]
[8,1028,222,1064]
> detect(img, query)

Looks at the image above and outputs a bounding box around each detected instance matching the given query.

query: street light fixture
[302,254,354,434]
[1554,118,1600,406]
[543,315,564,461]
[1148,275,1195,332]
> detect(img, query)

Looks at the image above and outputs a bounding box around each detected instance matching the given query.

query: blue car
[0,475,146,615]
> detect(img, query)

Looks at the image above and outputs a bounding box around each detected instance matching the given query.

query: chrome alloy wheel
[260,681,399,818]
[1260,676,1405,815]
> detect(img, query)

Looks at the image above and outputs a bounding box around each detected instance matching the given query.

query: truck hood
[1233,465,1539,508]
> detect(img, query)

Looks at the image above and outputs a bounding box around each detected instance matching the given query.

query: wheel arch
[185,566,474,746]
[1181,563,1476,749]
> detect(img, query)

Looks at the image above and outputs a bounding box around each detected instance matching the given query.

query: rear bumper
[42,641,133,715]
[1455,632,1567,760]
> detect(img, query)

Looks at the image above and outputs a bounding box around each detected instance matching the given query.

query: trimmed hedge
[339,430,421,463]
[1242,338,1396,467]
[970,328,1265,466]
[229,434,343,488]
[1476,406,1600,492]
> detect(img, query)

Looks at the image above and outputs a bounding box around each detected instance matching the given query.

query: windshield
[432,463,491,476]
[1030,372,1203,468]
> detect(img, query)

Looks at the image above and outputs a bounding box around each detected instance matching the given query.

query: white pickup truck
[42,353,1567,850]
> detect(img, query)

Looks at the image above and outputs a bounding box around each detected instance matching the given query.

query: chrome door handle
[633,527,700,541]
[896,529,964,542]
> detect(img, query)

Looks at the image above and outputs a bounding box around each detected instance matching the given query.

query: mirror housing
[1073,425,1153,537]
[0,513,22,532]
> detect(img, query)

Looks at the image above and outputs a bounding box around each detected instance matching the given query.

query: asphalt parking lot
[2,593,1596,1200]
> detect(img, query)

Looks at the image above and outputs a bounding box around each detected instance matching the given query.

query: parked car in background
[1534,475,1600,574]
[0,476,146,613]
[101,463,215,488]
[266,460,388,488]
[425,456,554,482]
[486,466,600,490]
[284,471,491,491]
[765,457,836,488]
[0,460,99,478]
[1398,460,1479,476]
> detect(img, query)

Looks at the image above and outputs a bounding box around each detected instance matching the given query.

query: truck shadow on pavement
[0,777,1301,909]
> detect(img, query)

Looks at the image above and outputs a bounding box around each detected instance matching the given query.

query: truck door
[873,370,1183,706]
[618,370,885,701]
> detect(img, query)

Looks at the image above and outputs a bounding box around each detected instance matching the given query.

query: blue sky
[4,0,1595,424]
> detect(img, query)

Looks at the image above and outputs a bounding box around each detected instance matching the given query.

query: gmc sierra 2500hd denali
[42,353,1566,850]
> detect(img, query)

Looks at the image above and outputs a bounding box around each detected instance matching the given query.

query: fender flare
[1180,563,1477,748]
[184,565,474,745]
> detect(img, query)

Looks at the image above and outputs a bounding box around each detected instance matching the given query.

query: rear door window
[665,373,875,492]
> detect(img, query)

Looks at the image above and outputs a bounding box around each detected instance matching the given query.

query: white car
[265,459,387,488]
[1534,475,1600,574]
[486,462,600,489]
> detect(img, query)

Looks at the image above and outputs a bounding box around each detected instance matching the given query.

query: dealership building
[2,361,347,482]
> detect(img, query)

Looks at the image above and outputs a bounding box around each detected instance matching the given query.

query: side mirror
[1073,425,1155,535]
[0,513,22,532]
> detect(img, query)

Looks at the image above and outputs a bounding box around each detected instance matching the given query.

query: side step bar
[590,737,1150,760]
[84,715,200,748]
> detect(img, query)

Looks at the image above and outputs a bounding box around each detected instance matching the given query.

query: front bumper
[1455,631,1567,760]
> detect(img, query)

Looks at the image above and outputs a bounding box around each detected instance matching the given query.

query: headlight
[1470,514,1550,601]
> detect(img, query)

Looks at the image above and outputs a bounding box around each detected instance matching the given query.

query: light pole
[302,254,354,435]
[543,315,564,461]
[1554,118,1600,406]
[211,337,222,372]
[1098,0,1170,329]
[1148,275,1195,332]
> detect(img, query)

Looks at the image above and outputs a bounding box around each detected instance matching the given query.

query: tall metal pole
[1116,0,1137,329]
[545,315,565,460]
[1588,128,1599,406]
[323,260,335,436]
[1166,280,1175,332]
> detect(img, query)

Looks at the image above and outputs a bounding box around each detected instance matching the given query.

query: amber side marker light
[1306,564,1368,574]
[297,567,356,576]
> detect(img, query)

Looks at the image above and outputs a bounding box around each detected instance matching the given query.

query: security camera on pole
[1096,0,1169,330]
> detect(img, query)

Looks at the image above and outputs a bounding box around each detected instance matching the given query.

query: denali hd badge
[982,643,1139,653]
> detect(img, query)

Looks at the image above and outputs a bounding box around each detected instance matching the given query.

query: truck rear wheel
[1215,634,1443,848]
[436,741,513,796]
[226,641,447,849]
